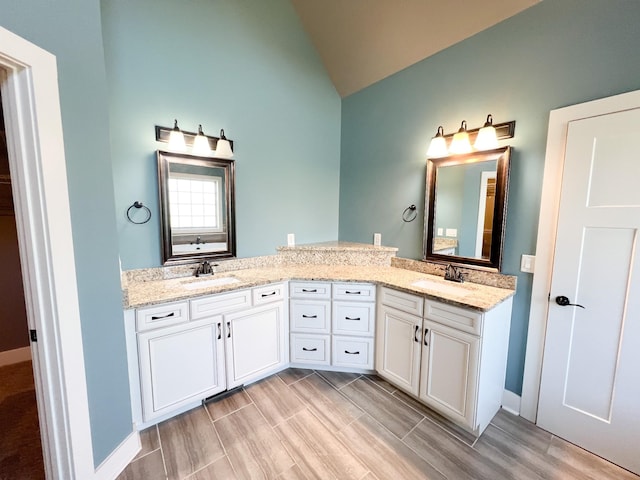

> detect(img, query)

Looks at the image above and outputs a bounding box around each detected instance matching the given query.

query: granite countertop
[124,264,515,312]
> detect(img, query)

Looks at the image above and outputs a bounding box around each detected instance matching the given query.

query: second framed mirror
[423,146,511,271]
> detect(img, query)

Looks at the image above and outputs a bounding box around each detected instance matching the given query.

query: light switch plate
[287,233,295,247]
[437,228,443,236]
[373,233,381,246]
[445,228,457,238]
[521,254,536,273]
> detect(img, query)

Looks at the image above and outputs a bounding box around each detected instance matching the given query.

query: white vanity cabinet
[136,314,226,423]
[331,283,376,369]
[289,282,332,366]
[126,283,288,427]
[376,286,512,435]
[376,288,424,396]
[289,281,376,370]
[224,301,287,389]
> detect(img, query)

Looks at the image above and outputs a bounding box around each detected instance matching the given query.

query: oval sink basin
[181,277,241,290]
[410,279,472,297]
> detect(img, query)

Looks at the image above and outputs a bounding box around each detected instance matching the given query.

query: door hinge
[30,329,37,342]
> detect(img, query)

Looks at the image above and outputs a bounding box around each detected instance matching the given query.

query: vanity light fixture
[192,124,212,156]
[449,120,472,154]
[168,119,187,152]
[155,122,235,157]
[214,129,234,158]
[474,114,498,150]
[426,126,448,158]
[426,115,516,158]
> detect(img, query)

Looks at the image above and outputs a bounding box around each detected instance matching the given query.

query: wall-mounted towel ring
[126,201,152,224]
[402,204,418,223]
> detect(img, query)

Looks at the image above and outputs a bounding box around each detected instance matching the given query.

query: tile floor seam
[207,397,255,423]
[306,371,367,417]
[242,388,298,476]
[361,375,397,394]
[395,423,454,480]
[401,416,426,441]
[128,447,162,465]
[154,423,170,480]
[199,404,240,480]
[278,369,314,385]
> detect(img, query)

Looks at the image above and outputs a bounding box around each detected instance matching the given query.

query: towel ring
[402,204,418,223]
[126,201,152,225]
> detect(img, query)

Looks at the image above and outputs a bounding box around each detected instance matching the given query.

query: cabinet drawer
[380,287,424,317]
[289,281,332,300]
[190,289,252,320]
[424,300,483,336]
[290,300,331,334]
[332,283,376,302]
[332,336,374,369]
[252,283,286,306]
[290,334,330,365]
[333,301,375,336]
[136,301,189,331]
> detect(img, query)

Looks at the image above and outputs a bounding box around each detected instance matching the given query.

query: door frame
[0,26,138,479]
[520,88,640,422]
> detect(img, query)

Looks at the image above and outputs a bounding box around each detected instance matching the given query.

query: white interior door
[537,107,640,474]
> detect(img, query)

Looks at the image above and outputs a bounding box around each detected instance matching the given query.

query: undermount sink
[410,279,472,297]
[181,276,241,290]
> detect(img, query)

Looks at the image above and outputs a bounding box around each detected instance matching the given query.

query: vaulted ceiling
[291,0,541,97]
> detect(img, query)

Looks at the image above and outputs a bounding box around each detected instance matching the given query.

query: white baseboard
[502,389,521,416]
[0,346,32,366]
[93,429,140,480]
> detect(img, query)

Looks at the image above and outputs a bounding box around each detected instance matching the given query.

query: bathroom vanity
[123,257,514,435]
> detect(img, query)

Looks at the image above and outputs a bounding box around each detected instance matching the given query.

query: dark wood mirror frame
[157,150,236,265]
[423,146,511,271]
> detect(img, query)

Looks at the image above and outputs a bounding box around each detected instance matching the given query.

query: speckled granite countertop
[124,265,514,312]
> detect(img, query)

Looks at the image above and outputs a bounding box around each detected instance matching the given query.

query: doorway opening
[0,92,44,478]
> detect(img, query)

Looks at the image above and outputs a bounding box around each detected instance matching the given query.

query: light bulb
[427,126,448,158]
[215,129,233,158]
[192,124,212,156]
[450,120,472,154]
[475,114,498,151]
[168,119,186,152]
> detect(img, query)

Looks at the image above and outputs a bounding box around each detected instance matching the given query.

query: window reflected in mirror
[158,151,236,264]
[424,146,511,271]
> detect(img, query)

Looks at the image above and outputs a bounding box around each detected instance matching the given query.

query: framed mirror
[157,150,236,264]
[423,146,511,271]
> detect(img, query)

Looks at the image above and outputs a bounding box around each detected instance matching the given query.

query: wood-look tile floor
[117,368,639,480]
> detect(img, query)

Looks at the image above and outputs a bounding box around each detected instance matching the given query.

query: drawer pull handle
[424,328,429,346]
[302,347,318,352]
[217,323,222,340]
[302,288,318,293]
[261,291,277,297]
[302,314,318,319]
[345,350,360,355]
[227,321,231,338]
[414,325,420,343]
[150,312,175,320]
[345,316,361,321]
[345,291,361,295]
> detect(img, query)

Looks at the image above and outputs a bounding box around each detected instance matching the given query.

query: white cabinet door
[138,316,226,422]
[419,319,479,429]
[225,302,286,389]
[376,304,422,396]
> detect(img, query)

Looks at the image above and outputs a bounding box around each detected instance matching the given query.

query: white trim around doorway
[0,25,139,479]
[520,88,640,422]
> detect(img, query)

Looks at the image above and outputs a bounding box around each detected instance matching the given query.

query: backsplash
[123,242,516,291]
[391,257,517,290]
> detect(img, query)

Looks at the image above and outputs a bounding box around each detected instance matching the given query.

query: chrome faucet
[444,264,465,283]
[194,260,216,277]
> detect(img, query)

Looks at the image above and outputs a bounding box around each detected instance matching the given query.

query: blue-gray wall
[339,0,640,395]
[101,0,342,270]
[0,0,132,465]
